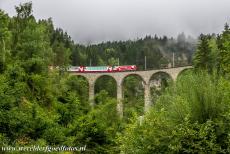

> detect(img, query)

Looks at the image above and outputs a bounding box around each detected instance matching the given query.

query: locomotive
[68,65,137,73]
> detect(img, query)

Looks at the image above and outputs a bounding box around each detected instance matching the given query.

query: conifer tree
[193,34,212,71]
[218,23,230,76]
[0,10,11,72]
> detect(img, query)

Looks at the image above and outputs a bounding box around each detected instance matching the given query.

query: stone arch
[122,74,145,119]
[121,74,146,99]
[94,74,118,86]
[94,75,118,103]
[121,73,146,85]
[149,71,173,104]
[149,71,172,84]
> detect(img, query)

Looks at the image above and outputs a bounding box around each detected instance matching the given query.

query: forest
[0,2,230,154]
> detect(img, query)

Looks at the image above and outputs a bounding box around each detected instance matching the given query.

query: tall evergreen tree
[0,10,11,72]
[218,23,230,76]
[193,34,212,71]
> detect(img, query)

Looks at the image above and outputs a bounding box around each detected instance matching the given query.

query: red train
[68,65,137,73]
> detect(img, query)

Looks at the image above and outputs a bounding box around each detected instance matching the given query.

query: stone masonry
[70,66,192,117]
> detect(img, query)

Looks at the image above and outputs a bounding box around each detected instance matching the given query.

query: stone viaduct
[70,66,192,116]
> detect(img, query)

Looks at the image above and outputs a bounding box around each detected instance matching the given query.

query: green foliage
[72,35,196,69]
[218,24,230,76]
[123,76,144,121]
[71,93,122,153]
[61,75,89,107]
[52,42,71,67]
[1,2,230,153]
[150,72,172,103]
[15,2,33,20]
[118,71,230,153]
[193,24,230,77]
[0,10,11,72]
[193,34,213,71]
[0,2,80,149]
[95,76,117,99]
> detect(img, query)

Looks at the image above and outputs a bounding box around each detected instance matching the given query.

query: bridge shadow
[122,74,145,122]
[95,75,117,105]
[149,72,173,104]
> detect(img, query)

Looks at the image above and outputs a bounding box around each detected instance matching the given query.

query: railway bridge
[70,66,192,116]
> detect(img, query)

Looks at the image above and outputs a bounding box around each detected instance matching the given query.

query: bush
[118,71,230,153]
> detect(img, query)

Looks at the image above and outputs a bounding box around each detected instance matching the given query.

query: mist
[1,0,230,44]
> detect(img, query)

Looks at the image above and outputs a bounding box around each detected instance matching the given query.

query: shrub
[118,71,230,153]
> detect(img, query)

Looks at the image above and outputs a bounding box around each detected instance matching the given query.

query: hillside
[72,34,197,69]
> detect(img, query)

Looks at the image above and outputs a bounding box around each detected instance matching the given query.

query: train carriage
[68,65,137,72]
[113,65,136,71]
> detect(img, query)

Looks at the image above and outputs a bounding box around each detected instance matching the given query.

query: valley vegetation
[0,2,230,153]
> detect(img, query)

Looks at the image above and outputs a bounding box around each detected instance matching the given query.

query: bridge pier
[89,82,95,107]
[144,83,151,112]
[117,83,123,118]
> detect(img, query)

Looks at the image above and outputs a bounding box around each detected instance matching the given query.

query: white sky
[1,0,230,44]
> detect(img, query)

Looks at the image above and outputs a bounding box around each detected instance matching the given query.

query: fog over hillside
[1,0,230,44]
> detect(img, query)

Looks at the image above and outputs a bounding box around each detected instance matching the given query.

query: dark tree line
[72,34,196,70]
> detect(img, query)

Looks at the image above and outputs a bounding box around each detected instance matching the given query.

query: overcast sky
[1,0,230,44]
